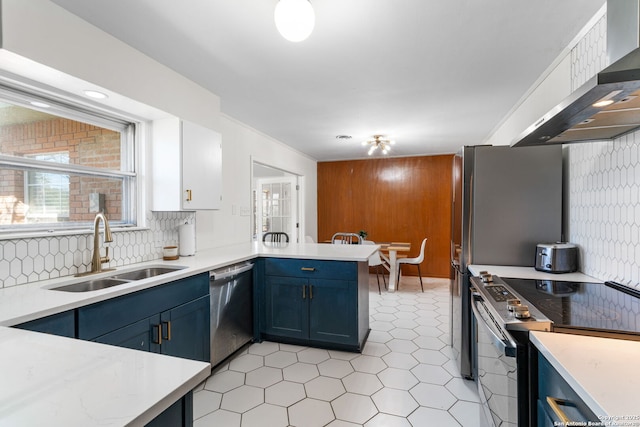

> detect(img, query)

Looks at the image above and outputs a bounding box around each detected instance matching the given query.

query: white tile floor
[193,276,483,427]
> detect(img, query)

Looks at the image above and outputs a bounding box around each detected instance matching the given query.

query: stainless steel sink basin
[50,265,186,292]
[110,267,185,281]
[52,278,130,293]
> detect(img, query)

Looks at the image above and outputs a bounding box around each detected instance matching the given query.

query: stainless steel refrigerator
[450,145,563,379]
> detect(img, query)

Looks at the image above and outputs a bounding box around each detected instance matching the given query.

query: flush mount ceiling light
[83,90,108,99]
[362,135,395,156]
[274,0,315,42]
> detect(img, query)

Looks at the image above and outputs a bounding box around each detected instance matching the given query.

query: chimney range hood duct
[512,1,640,147]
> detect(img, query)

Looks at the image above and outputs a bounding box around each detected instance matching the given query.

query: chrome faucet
[90,212,113,274]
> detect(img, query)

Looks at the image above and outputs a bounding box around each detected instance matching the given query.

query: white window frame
[0,83,138,234]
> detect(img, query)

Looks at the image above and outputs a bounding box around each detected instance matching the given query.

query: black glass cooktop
[502,278,640,337]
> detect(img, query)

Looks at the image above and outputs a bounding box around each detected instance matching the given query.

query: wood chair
[396,238,427,292]
[331,232,362,244]
[263,232,289,243]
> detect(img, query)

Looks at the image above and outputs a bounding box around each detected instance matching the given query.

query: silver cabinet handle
[301,267,315,271]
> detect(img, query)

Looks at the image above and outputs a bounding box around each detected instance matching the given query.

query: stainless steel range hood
[512,1,640,147]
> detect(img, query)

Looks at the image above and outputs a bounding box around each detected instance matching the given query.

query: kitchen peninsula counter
[531,331,640,424]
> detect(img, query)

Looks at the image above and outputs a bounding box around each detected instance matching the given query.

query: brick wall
[0,113,122,224]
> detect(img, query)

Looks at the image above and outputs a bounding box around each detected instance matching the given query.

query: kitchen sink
[110,267,185,281]
[52,278,130,293]
[50,265,187,292]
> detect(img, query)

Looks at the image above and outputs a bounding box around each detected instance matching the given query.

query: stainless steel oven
[471,275,552,427]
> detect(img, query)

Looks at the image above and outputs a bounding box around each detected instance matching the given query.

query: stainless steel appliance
[513,1,640,147]
[472,273,640,426]
[450,145,562,379]
[209,262,254,366]
[534,242,578,273]
[471,275,551,427]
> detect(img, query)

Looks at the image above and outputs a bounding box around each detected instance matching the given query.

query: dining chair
[304,235,314,243]
[362,240,388,294]
[263,232,289,243]
[396,238,427,292]
[331,232,362,244]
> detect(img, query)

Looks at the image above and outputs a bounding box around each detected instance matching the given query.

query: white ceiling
[50,0,605,161]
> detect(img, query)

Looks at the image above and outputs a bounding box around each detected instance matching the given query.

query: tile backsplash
[0,211,194,287]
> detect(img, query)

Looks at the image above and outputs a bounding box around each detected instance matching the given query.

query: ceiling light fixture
[83,90,108,99]
[274,0,315,42]
[362,135,395,156]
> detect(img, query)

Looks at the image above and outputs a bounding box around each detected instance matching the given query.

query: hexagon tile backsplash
[568,133,640,289]
[0,211,194,287]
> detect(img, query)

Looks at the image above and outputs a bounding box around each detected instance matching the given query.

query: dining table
[377,242,411,292]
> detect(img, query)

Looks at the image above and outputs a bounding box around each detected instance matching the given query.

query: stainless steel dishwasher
[209,262,254,366]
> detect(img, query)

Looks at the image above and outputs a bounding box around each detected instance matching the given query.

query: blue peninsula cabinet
[256,258,370,352]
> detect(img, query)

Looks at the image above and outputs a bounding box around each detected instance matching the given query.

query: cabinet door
[264,276,309,340]
[93,315,161,354]
[182,120,222,210]
[309,279,357,346]
[160,295,210,362]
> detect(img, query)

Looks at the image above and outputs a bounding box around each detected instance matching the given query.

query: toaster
[535,243,578,273]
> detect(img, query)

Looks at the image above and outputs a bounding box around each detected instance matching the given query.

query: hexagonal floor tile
[413,335,446,350]
[362,342,391,357]
[342,371,384,396]
[283,362,320,383]
[248,341,280,356]
[371,388,418,417]
[377,368,419,390]
[288,398,335,427]
[366,330,393,343]
[241,403,289,427]
[305,376,346,401]
[298,348,331,364]
[220,385,263,413]
[228,353,264,373]
[445,377,481,402]
[408,406,461,426]
[364,413,412,427]
[328,349,360,361]
[386,339,418,354]
[381,352,419,370]
[410,363,453,385]
[449,399,485,427]
[410,382,457,409]
[332,393,378,424]
[193,390,222,419]
[265,380,306,407]
[193,409,240,427]
[204,370,245,393]
[264,350,298,368]
[246,366,283,388]
[411,348,448,366]
[318,358,354,378]
[350,355,387,374]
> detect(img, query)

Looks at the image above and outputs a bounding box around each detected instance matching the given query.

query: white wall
[0,0,317,285]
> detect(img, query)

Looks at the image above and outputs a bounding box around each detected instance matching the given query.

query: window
[0,84,136,232]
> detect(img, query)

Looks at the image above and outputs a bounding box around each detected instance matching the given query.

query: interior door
[256,176,298,242]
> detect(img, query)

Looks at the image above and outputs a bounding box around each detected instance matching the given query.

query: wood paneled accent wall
[318,155,454,279]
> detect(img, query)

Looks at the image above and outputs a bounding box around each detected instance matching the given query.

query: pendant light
[274,0,315,42]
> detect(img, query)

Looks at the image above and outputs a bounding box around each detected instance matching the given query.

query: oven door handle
[472,297,517,357]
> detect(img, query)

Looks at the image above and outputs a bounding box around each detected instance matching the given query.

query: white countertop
[468,264,601,282]
[0,241,376,326]
[531,331,640,423]
[0,241,375,427]
[0,326,210,427]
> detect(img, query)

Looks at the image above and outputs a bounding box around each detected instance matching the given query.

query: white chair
[362,240,388,294]
[331,232,362,244]
[304,235,314,243]
[396,238,427,292]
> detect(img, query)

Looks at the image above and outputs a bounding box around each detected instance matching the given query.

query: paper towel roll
[179,223,196,256]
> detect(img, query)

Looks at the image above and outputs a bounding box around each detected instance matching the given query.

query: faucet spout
[91,212,113,273]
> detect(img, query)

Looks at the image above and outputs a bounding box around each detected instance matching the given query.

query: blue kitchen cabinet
[79,273,210,362]
[260,258,368,351]
[536,350,598,426]
[14,310,76,338]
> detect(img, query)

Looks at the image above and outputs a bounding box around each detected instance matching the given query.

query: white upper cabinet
[152,117,222,210]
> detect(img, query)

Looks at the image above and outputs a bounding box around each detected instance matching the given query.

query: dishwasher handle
[210,262,254,281]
